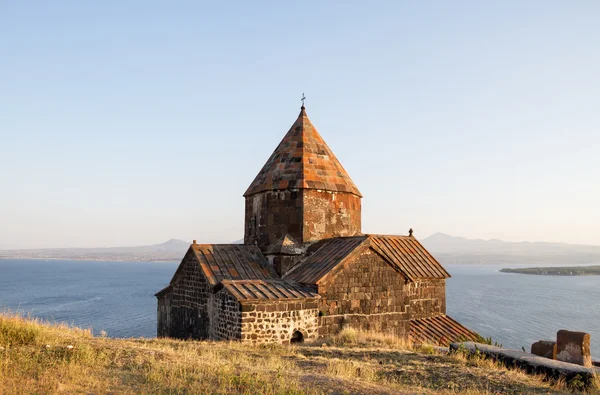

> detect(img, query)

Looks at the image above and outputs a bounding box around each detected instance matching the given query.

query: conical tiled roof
[244,107,362,197]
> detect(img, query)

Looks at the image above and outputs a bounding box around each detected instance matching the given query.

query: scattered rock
[451,342,598,387]
[556,330,592,367]
[531,340,557,359]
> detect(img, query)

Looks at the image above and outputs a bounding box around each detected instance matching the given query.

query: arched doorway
[290,330,304,344]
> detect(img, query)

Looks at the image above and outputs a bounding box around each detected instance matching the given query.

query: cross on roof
[301,93,306,107]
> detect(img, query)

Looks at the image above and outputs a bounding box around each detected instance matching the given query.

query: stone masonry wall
[157,288,172,337]
[209,289,242,341]
[169,250,211,339]
[240,300,319,344]
[406,279,446,320]
[244,189,361,255]
[267,254,303,277]
[317,248,410,338]
[302,190,361,243]
[244,190,303,251]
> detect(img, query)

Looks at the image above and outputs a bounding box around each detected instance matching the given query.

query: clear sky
[1,1,599,249]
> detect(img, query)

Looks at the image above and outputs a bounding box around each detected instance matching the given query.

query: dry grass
[0,314,596,394]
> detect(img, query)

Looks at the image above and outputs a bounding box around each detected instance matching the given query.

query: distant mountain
[5,233,600,265]
[0,239,190,262]
[421,233,600,265]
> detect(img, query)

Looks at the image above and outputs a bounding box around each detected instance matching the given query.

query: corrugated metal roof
[369,235,450,281]
[410,315,480,346]
[191,244,278,287]
[244,107,362,197]
[283,236,367,284]
[221,280,320,301]
[283,234,449,285]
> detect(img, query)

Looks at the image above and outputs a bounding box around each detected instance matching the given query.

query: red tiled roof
[244,107,362,197]
[284,235,450,285]
[191,244,278,287]
[369,235,450,281]
[284,236,367,284]
[410,315,480,346]
[220,280,319,301]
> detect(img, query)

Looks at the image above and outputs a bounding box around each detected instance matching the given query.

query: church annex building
[156,105,478,345]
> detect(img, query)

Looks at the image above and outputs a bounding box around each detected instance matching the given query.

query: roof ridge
[192,243,255,248]
[221,279,293,284]
[365,234,414,239]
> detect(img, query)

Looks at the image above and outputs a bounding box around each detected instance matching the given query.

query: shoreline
[500,265,600,276]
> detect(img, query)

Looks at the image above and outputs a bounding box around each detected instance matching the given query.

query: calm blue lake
[0,259,598,357]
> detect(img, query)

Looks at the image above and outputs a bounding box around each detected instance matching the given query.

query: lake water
[0,259,598,357]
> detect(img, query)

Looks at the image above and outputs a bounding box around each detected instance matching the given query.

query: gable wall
[169,250,211,339]
[156,289,172,337]
[407,279,446,320]
[317,248,410,338]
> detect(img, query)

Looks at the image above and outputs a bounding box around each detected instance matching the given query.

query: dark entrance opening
[290,330,304,343]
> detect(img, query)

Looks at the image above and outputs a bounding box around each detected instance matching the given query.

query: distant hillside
[421,233,600,265]
[0,239,190,262]
[5,233,600,265]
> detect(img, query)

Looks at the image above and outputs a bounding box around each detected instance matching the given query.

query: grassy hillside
[0,313,596,394]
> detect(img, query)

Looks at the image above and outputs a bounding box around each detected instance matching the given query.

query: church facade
[156,105,478,344]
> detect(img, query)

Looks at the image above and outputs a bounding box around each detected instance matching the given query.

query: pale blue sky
[1,1,599,249]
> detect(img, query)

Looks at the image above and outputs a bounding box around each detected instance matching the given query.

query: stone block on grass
[556,330,592,367]
[531,340,557,359]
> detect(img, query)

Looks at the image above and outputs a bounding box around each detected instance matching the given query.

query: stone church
[156,105,478,345]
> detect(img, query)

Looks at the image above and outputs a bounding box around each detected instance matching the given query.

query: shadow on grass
[296,346,560,394]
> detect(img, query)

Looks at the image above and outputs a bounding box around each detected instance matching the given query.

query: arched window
[290,330,304,344]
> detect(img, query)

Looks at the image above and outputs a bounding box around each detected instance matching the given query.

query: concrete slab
[450,342,599,387]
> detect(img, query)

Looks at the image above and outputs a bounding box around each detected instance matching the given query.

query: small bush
[415,344,436,355]
[0,314,44,346]
[334,327,359,346]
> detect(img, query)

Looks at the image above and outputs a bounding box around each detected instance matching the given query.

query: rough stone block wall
[244,190,303,250]
[240,300,319,344]
[244,189,361,255]
[302,190,361,243]
[407,279,446,320]
[169,250,211,339]
[317,248,410,338]
[268,254,303,277]
[157,289,172,337]
[531,340,557,359]
[209,289,242,340]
